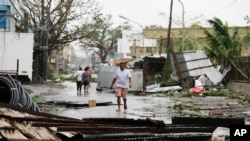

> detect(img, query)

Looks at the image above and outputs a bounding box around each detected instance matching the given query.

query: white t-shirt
[75,70,84,81]
[114,69,131,88]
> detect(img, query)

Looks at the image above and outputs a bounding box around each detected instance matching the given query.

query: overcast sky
[97,0,249,28]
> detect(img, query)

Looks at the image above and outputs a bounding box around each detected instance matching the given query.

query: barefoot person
[110,62,132,112]
[75,67,84,95]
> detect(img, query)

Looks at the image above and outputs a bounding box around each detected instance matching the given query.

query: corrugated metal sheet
[97,57,166,92]
[171,50,223,85]
[97,65,143,91]
[229,56,250,82]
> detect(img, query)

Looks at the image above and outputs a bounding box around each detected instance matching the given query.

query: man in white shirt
[110,62,132,112]
[75,67,84,95]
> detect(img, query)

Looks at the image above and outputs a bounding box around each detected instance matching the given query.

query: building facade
[123,27,250,58]
[0,0,34,82]
[117,30,157,59]
[0,0,16,32]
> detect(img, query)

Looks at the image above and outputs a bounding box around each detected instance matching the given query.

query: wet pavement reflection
[24,81,173,124]
[24,80,250,125]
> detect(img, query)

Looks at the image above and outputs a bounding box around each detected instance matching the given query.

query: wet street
[24,81,174,124]
[23,80,250,125]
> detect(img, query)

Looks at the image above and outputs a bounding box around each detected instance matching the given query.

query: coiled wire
[0,74,39,112]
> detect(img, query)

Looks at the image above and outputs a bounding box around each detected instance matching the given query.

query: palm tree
[201,17,241,66]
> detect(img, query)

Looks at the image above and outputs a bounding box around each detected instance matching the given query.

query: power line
[207,0,237,17]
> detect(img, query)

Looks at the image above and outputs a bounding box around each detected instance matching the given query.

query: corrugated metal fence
[229,56,250,82]
[97,65,143,91]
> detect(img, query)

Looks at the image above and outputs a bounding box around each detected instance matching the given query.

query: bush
[63,75,76,82]
[47,72,57,81]
[203,88,228,96]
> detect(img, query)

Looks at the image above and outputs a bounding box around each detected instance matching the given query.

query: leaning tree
[200,17,241,66]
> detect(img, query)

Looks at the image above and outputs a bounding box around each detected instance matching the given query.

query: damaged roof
[171,50,223,85]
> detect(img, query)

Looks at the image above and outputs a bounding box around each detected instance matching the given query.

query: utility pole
[178,0,185,51]
[166,0,173,51]
[40,0,48,80]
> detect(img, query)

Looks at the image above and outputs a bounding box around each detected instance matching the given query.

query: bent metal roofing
[171,50,223,85]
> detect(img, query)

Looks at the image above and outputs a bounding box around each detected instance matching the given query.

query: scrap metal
[0,101,245,140]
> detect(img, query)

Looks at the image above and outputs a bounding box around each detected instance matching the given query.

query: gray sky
[97,0,249,28]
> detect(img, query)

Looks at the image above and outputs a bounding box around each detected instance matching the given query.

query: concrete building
[117,30,157,59]
[0,0,16,32]
[117,26,250,59]
[143,26,250,55]
[48,43,73,73]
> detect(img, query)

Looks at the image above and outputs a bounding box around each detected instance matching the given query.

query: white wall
[0,32,34,80]
[117,30,157,56]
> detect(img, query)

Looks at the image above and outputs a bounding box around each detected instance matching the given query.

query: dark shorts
[83,80,90,86]
[76,81,82,88]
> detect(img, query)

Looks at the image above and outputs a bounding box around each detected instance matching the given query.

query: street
[23,80,250,125]
[24,81,173,123]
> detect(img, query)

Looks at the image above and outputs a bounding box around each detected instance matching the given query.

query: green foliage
[59,70,70,75]
[180,90,193,97]
[175,37,196,52]
[200,17,242,65]
[63,75,76,82]
[32,95,40,103]
[47,72,56,81]
[47,71,69,82]
[182,39,196,51]
[173,103,183,111]
[91,77,97,82]
[241,94,250,105]
[63,74,97,83]
[203,88,228,96]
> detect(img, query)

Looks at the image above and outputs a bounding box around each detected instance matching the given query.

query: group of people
[75,66,91,95]
[75,62,132,112]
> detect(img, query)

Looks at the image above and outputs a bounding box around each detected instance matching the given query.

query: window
[0,5,10,31]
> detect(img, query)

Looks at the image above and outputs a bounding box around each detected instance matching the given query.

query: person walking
[75,67,84,95]
[82,67,91,94]
[86,66,92,87]
[110,62,132,112]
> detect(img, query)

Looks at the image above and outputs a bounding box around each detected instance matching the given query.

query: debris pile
[0,102,245,140]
